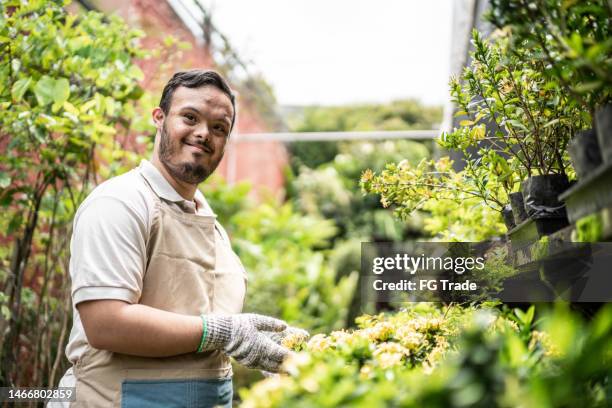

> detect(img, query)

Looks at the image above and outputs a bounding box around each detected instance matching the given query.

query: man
[52,70,304,407]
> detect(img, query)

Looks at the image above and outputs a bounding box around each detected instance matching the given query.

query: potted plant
[362,30,584,238]
[488,0,612,172]
[442,30,587,234]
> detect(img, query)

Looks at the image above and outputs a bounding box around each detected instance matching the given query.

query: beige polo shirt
[55,160,236,396]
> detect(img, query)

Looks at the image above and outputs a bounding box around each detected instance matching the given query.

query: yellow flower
[282,331,309,350]
[330,330,351,344]
[375,352,403,369]
[373,342,409,369]
[529,330,559,357]
[360,169,374,183]
[507,320,520,332]
[355,314,377,328]
[395,326,424,350]
[359,364,374,380]
[425,337,450,368]
[373,342,408,369]
[361,322,394,342]
[306,334,331,352]
[422,318,443,332]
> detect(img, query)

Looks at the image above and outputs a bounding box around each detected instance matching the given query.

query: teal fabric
[121,377,232,408]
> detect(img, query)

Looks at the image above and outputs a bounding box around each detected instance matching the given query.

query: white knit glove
[260,326,310,378]
[202,314,289,373]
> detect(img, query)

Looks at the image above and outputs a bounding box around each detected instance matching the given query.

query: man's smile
[183,140,212,154]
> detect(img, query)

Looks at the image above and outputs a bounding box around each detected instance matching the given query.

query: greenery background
[1,0,611,407]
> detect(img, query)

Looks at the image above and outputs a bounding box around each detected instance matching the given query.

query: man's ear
[152,107,165,129]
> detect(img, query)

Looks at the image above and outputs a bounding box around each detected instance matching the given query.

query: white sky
[196,0,453,107]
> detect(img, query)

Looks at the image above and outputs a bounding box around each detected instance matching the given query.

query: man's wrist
[196,315,208,353]
[199,315,233,351]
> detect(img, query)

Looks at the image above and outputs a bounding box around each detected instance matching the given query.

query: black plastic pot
[521,174,570,219]
[502,204,515,230]
[568,129,602,179]
[509,192,528,225]
[595,104,612,164]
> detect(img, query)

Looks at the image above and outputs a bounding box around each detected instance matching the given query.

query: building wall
[442,0,495,171]
[94,0,288,199]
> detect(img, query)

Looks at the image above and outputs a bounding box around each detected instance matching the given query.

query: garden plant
[0,0,152,386]
[488,0,612,169]
[240,303,612,408]
[361,28,589,234]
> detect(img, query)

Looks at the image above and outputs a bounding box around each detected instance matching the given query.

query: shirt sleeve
[70,196,148,305]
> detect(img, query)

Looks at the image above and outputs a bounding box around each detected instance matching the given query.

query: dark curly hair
[159,69,236,132]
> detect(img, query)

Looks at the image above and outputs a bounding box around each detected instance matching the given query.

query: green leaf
[567,32,583,55]
[63,101,79,116]
[68,137,90,149]
[506,119,528,132]
[525,305,535,325]
[94,123,116,135]
[126,85,144,100]
[543,118,560,128]
[178,41,192,51]
[51,102,63,113]
[0,172,11,189]
[53,77,70,104]
[1,305,10,321]
[34,76,56,106]
[63,111,79,123]
[7,214,23,234]
[127,65,144,81]
[11,59,21,73]
[11,78,32,102]
[585,43,604,60]
[0,190,12,207]
[574,81,602,93]
[163,36,176,47]
[80,99,97,113]
[104,97,116,116]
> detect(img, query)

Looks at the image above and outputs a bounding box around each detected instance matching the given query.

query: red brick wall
[97,0,288,199]
[219,105,289,200]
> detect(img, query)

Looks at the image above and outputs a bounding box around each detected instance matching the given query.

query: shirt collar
[139,160,215,216]
[194,189,215,216]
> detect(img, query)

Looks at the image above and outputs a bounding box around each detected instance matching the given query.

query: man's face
[153,85,234,185]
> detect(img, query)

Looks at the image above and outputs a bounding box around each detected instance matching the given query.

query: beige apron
[71,175,247,407]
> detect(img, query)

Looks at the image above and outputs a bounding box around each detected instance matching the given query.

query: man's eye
[213,124,227,134]
[184,114,196,122]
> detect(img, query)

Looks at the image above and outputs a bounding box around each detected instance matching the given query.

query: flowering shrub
[360,157,507,240]
[241,303,612,408]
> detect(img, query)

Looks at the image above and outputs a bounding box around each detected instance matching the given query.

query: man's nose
[192,122,209,140]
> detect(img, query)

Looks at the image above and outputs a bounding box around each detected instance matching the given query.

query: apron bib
[72,174,247,407]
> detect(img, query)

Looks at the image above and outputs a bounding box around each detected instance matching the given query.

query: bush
[0,0,151,386]
[240,303,612,408]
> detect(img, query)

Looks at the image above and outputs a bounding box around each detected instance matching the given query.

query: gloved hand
[202,313,289,373]
[260,326,310,378]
